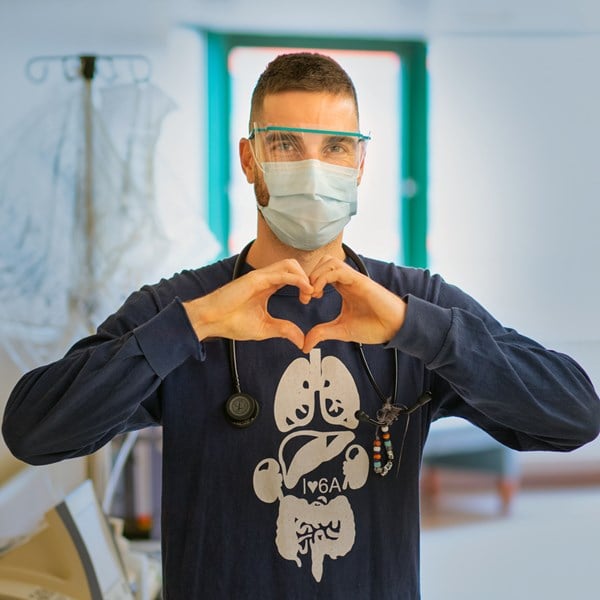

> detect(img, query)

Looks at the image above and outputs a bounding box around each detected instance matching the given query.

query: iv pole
[81,56,96,333]
[24,53,153,502]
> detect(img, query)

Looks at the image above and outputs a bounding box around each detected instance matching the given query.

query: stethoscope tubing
[225,241,431,428]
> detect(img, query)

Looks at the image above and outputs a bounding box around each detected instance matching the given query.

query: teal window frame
[204,32,428,268]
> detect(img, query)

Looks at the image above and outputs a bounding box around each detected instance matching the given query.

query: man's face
[241,91,362,207]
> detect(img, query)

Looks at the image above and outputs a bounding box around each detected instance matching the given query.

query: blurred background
[0,1,599,598]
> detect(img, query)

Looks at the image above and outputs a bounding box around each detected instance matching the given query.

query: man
[4,52,600,599]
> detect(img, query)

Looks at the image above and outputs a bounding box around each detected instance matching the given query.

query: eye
[265,132,303,158]
[322,136,359,165]
[327,143,346,155]
[271,137,294,152]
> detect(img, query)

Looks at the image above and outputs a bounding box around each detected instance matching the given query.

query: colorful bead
[371,426,394,477]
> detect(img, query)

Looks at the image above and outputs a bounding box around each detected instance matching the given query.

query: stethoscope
[224,241,433,447]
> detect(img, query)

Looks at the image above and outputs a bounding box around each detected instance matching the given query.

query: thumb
[268,318,306,351]
[303,320,345,354]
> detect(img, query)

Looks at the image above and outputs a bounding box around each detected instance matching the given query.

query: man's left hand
[302,255,407,353]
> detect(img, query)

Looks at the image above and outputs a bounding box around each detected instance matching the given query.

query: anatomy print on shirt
[253,348,369,582]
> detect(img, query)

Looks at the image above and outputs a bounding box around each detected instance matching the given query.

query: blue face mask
[258,159,359,251]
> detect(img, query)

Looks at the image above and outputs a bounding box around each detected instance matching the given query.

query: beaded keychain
[357,392,433,477]
[371,400,403,477]
[373,426,393,476]
[355,339,433,477]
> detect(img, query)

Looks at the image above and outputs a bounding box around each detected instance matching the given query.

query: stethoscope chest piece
[224,392,260,428]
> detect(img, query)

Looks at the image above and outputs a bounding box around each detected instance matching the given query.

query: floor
[420,481,600,599]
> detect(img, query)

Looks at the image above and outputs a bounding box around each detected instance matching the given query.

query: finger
[309,257,357,297]
[309,263,339,297]
[303,320,348,354]
[260,260,314,297]
[264,272,314,305]
[298,290,312,305]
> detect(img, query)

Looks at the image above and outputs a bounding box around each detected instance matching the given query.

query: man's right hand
[183,259,314,351]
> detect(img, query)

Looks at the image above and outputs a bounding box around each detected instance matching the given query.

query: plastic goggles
[248,125,370,169]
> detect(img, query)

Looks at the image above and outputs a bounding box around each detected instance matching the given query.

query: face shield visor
[248,125,370,171]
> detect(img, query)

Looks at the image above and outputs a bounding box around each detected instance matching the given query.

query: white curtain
[0,79,219,371]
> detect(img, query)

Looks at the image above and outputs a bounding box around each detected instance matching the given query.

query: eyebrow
[263,131,303,143]
[324,134,357,145]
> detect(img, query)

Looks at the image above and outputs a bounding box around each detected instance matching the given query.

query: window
[204,33,427,267]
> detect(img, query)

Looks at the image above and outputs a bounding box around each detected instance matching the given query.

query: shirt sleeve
[387,283,600,452]
[2,292,203,465]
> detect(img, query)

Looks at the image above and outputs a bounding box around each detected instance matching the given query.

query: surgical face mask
[258,159,359,251]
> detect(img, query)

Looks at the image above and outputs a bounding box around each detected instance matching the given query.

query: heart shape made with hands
[266,287,355,354]
[203,252,407,353]
[262,274,406,354]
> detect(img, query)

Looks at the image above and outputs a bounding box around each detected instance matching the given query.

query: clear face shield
[248,125,370,171]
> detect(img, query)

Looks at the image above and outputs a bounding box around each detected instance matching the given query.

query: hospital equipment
[0,472,161,600]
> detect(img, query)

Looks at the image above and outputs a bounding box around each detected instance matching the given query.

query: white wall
[2,0,600,479]
[429,34,600,359]
[428,30,600,468]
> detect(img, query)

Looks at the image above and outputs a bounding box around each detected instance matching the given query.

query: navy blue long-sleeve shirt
[4,253,600,599]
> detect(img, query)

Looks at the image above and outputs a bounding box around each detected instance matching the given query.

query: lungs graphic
[273,348,360,432]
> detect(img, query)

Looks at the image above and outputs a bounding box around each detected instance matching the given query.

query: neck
[246,217,345,273]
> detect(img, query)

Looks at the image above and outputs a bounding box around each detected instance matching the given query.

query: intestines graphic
[252,348,369,582]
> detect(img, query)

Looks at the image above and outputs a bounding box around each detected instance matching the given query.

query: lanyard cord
[357,343,398,405]
[342,243,434,477]
[342,243,400,411]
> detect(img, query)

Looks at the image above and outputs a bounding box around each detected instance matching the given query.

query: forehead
[258,91,359,131]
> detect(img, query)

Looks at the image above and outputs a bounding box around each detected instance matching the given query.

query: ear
[239,138,255,183]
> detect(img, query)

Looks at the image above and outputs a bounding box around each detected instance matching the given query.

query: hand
[302,255,407,353]
[183,259,314,351]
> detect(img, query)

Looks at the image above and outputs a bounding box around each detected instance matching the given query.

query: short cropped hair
[249,52,359,128]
